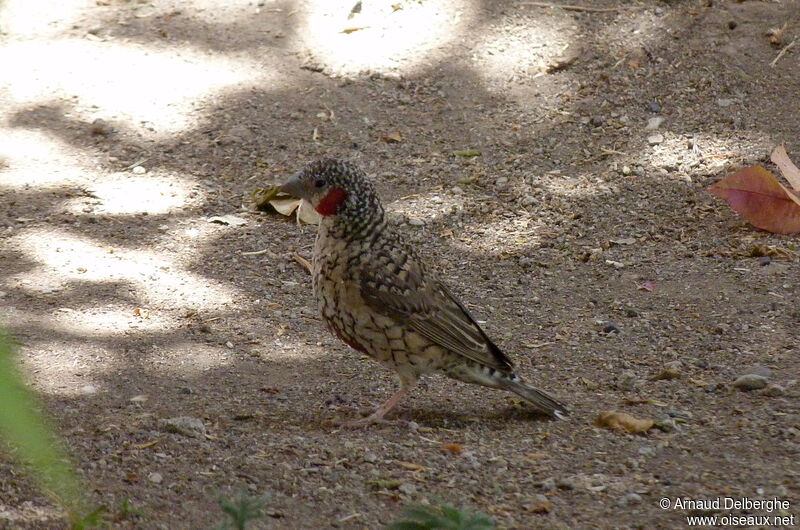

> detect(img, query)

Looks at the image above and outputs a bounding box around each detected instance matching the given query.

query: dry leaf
[595,411,654,434]
[708,165,800,234]
[341,26,369,34]
[442,443,462,455]
[253,186,321,225]
[649,363,681,381]
[770,144,800,191]
[379,131,403,143]
[766,23,787,46]
[395,460,426,472]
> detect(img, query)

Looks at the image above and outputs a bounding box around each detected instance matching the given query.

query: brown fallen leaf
[595,411,654,434]
[379,131,402,143]
[442,442,462,455]
[708,165,800,234]
[766,23,787,46]
[770,144,800,191]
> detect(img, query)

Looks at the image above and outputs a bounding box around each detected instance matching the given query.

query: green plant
[0,330,98,528]
[387,502,495,530]
[214,489,271,530]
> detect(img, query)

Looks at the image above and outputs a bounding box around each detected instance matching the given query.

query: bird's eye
[314,179,326,188]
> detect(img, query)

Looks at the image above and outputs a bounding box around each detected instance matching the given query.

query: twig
[519,2,635,13]
[771,37,797,67]
[241,249,270,256]
[123,157,149,170]
[292,252,313,274]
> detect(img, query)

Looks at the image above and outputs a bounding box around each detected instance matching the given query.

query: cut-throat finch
[279,158,567,426]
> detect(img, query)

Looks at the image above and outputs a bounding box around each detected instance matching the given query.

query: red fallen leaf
[708,165,800,234]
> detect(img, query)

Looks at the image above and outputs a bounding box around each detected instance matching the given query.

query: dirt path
[1,0,798,528]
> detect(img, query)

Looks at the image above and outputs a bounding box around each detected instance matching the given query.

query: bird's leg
[339,378,414,428]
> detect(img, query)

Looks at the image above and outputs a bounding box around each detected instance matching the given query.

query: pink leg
[340,379,413,428]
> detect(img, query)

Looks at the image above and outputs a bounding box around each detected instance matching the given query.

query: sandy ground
[1,0,798,528]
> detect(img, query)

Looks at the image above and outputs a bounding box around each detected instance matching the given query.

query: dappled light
[1,39,271,135]
[7,227,237,311]
[0,129,87,189]
[301,0,475,75]
[62,174,200,215]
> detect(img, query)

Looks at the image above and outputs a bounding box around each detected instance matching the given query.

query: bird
[279,158,567,426]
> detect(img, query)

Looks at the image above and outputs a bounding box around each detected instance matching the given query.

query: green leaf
[386,502,495,530]
[216,490,270,530]
[0,330,93,528]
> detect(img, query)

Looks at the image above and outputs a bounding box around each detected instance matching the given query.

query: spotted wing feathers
[359,245,513,372]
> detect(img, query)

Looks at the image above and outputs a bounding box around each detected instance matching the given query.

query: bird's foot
[333,384,412,429]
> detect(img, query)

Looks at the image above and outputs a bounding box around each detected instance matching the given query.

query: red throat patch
[316,187,347,216]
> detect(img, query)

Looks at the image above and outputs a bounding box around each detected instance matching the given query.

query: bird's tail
[499,377,568,419]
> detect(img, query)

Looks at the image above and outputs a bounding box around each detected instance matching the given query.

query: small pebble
[90,118,114,136]
[158,416,206,437]
[743,365,772,378]
[621,165,632,175]
[647,133,664,145]
[645,117,664,130]
[408,219,425,227]
[540,477,556,492]
[638,446,656,457]
[132,165,146,174]
[619,493,642,506]
[79,385,97,395]
[148,472,163,484]
[758,256,771,266]
[733,374,768,391]
[398,483,416,495]
[617,370,637,391]
[654,418,678,432]
[762,384,785,397]
[651,361,681,381]
[363,452,378,463]
[556,477,576,490]
[494,176,509,187]
[528,494,551,513]
[647,101,662,112]
[716,98,735,107]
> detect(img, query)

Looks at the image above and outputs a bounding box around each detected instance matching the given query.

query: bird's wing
[359,249,513,371]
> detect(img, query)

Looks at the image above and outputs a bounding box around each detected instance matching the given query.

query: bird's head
[279,158,383,222]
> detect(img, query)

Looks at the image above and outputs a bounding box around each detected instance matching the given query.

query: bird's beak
[278,172,307,199]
